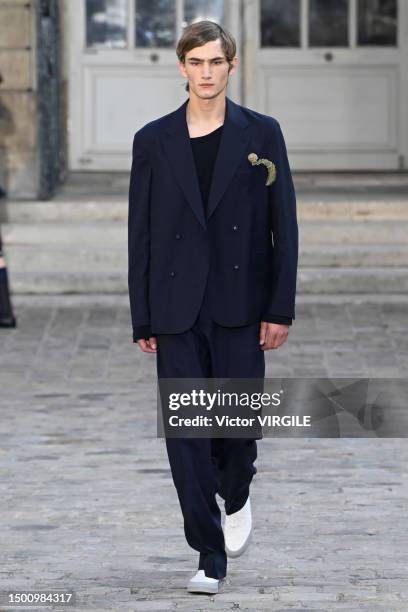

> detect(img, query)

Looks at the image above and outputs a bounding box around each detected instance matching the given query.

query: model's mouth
[200,84,214,87]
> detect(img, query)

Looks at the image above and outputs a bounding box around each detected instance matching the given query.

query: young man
[128,21,298,594]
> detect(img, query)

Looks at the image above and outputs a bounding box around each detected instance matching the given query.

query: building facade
[1,0,408,199]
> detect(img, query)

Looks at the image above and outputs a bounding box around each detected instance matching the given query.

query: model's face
[179,38,237,100]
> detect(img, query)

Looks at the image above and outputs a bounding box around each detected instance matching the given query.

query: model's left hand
[259,321,289,350]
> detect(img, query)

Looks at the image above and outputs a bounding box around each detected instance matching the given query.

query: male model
[128,20,298,594]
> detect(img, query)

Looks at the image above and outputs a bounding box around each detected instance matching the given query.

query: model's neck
[186,93,226,128]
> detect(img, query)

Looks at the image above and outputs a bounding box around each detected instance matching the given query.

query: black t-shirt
[190,124,224,218]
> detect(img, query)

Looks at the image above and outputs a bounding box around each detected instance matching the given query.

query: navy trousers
[156,288,265,579]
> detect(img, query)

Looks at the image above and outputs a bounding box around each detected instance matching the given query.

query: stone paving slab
[2,293,407,385]
[0,294,407,611]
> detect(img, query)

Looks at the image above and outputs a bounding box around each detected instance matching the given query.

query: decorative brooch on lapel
[247,153,276,186]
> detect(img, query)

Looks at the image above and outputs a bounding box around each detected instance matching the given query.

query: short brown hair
[176,20,237,92]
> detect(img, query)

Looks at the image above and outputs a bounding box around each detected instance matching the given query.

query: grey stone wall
[0,0,65,199]
[0,0,38,198]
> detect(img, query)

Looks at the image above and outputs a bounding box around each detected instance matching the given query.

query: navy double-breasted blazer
[128,95,298,342]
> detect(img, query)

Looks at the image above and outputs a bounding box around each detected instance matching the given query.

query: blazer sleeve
[262,314,293,326]
[262,121,299,322]
[128,133,153,342]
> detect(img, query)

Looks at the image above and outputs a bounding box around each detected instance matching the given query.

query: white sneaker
[187,569,220,594]
[224,496,252,558]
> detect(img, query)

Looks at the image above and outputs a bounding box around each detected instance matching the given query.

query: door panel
[309,0,349,47]
[135,0,177,48]
[86,0,128,48]
[67,0,236,171]
[261,67,397,145]
[246,0,407,170]
[358,0,398,45]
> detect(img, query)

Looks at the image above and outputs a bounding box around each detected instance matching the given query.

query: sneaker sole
[187,581,219,594]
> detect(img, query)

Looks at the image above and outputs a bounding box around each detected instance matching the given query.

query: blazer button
[169,271,176,277]
[175,233,181,239]
[232,224,239,231]
[233,264,240,270]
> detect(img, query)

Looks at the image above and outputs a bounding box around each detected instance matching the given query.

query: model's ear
[178,61,189,91]
[228,56,238,76]
[178,60,187,79]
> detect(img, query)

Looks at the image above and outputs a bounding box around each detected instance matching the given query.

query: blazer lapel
[161,96,251,230]
[162,98,206,229]
[207,97,251,221]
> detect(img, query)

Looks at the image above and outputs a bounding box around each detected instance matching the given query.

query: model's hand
[259,321,289,350]
[135,336,157,353]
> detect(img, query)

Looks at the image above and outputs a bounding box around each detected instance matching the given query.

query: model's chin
[195,87,221,100]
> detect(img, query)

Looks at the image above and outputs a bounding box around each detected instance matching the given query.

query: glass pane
[358,0,397,46]
[183,0,224,26]
[135,0,176,48]
[86,0,128,48]
[260,0,300,48]
[309,0,348,47]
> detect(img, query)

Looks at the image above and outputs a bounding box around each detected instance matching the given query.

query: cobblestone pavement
[1,294,407,611]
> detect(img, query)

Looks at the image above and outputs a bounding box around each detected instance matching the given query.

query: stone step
[297,267,408,294]
[3,219,408,245]
[298,198,408,220]
[2,197,408,222]
[300,220,408,243]
[301,243,408,266]
[2,218,408,295]
[293,170,408,189]
[2,222,126,245]
[4,242,408,270]
[6,265,408,294]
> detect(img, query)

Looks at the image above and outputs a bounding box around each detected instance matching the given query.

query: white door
[244,0,408,170]
[65,0,241,171]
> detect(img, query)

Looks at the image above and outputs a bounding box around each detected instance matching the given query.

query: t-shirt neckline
[190,124,224,140]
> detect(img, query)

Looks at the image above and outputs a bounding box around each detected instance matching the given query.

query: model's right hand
[135,337,157,353]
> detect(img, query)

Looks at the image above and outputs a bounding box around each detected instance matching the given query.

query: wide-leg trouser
[156,291,265,579]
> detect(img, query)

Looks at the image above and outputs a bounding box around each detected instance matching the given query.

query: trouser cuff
[198,550,227,579]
